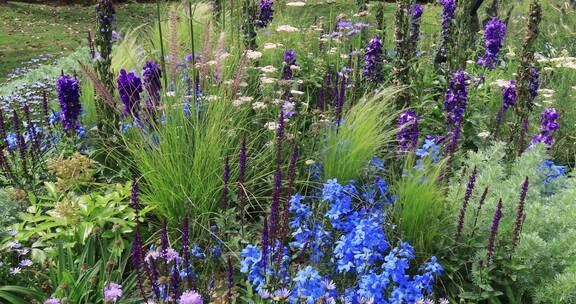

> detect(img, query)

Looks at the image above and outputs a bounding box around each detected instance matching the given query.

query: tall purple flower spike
[477,17,507,69]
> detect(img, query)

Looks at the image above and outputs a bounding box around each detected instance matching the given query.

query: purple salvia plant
[12,111,28,178]
[170,264,181,299]
[117,69,144,120]
[131,223,148,301]
[142,61,163,111]
[238,138,247,225]
[270,111,285,245]
[277,142,298,265]
[282,50,296,81]
[496,80,517,131]
[130,176,141,211]
[470,186,490,239]
[261,216,269,273]
[0,109,7,147]
[512,177,529,251]
[221,156,230,209]
[56,72,82,130]
[257,0,274,28]
[397,110,419,152]
[436,0,456,63]
[530,108,559,146]
[161,220,169,254]
[455,166,477,243]
[409,4,423,52]
[227,255,233,303]
[363,37,383,83]
[182,214,192,286]
[21,102,40,156]
[487,199,503,266]
[477,17,507,69]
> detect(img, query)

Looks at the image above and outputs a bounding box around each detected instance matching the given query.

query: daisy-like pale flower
[258,289,271,299]
[17,249,29,255]
[327,47,338,54]
[478,130,491,139]
[276,25,299,32]
[145,250,160,262]
[252,101,267,110]
[260,77,277,85]
[286,1,306,6]
[263,42,283,50]
[271,98,283,105]
[20,259,33,267]
[274,288,292,299]
[439,298,450,304]
[264,121,279,130]
[246,50,263,60]
[10,267,22,274]
[260,65,277,74]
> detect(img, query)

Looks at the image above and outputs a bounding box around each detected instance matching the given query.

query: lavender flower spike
[117,69,144,119]
[363,37,384,83]
[477,17,507,69]
[56,72,82,130]
[487,199,503,266]
[512,177,529,251]
[397,110,419,152]
[455,166,477,243]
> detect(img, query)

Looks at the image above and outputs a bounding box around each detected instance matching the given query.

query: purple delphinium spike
[12,111,28,177]
[282,50,296,81]
[257,0,274,28]
[437,0,456,63]
[117,69,144,119]
[238,138,247,225]
[530,108,559,146]
[445,70,469,127]
[410,4,423,49]
[477,17,507,69]
[270,111,285,245]
[487,199,503,266]
[142,61,163,111]
[56,73,82,130]
[363,37,383,83]
[131,224,148,301]
[227,255,233,302]
[261,216,269,273]
[527,66,539,110]
[397,110,419,152]
[221,156,230,209]
[512,177,529,251]
[455,167,477,243]
[170,264,181,299]
[496,80,517,131]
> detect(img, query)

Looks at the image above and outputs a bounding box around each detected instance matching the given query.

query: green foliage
[322,89,399,182]
[0,285,45,304]
[0,189,21,229]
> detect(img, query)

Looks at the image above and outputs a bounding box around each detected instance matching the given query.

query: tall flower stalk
[455,167,477,244]
[409,4,423,56]
[363,37,383,83]
[477,17,507,69]
[270,111,285,245]
[256,0,273,28]
[511,177,529,252]
[397,110,419,152]
[487,199,503,266]
[222,156,231,209]
[117,69,144,120]
[495,80,517,132]
[435,0,456,64]
[56,72,82,131]
[142,61,163,113]
[238,137,247,226]
[242,0,258,50]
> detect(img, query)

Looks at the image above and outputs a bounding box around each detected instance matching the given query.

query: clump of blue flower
[240,175,444,303]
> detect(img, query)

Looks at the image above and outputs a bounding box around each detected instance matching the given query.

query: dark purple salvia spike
[142,61,163,112]
[269,111,285,245]
[363,37,384,83]
[409,4,423,54]
[41,91,52,133]
[182,214,191,286]
[469,186,490,239]
[436,0,456,64]
[117,69,144,120]
[131,223,148,302]
[477,17,507,69]
[130,176,141,211]
[12,110,28,178]
[527,65,539,109]
[256,0,274,28]
[221,156,231,209]
[455,166,478,244]
[277,142,298,266]
[397,110,419,152]
[238,137,247,225]
[227,255,234,303]
[518,116,529,154]
[487,199,504,266]
[512,177,529,251]
[161,220,169,253]
[496,80,517,132]
[22,101,39,158]
[0,109,7,147]
[170,264,181,299]
[56,72,82,130]
[282,50,296,81]
[530,108,559,147]
[260,216,269,273]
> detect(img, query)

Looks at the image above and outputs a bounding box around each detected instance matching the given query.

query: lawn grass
[0,1,158,82]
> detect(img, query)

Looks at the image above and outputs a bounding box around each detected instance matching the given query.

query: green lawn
[0,1,158,82]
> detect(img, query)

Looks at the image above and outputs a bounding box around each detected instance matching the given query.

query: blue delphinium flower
[477,17,507,69]
[291,266,327,304]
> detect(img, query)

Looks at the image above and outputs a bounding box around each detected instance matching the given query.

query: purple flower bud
[487,199,503,266]
[410,4,423,47]
[397,110,419,152]
[130,176,141,211]
[363,37,384,83]
[282,50,296,80]
[477,17,507,69]
[117,69,143,119]
[530,108,559,146]
[182,214,191,281]
[56,73,82,130]
[455,167,477,243]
